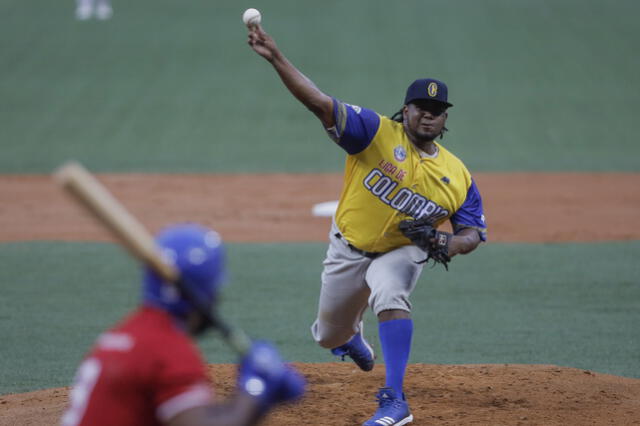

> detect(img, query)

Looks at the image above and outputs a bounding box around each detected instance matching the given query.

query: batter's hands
[237,341,305,412]
[247,25,279,62]
[399,217,452,269]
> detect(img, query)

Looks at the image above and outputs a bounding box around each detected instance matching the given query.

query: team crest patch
[346,103,362,114]
[393,145,407,162]
[428,82,438,97]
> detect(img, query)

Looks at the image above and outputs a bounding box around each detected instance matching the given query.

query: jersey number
[61,358,102,426]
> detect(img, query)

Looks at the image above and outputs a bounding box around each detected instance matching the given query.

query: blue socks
[378,318,413,396]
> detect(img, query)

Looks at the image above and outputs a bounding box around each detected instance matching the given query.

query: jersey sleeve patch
[325,98,380,155]
[450,178,487,241]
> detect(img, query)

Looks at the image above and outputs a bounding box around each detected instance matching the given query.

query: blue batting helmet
[142,223,226,318]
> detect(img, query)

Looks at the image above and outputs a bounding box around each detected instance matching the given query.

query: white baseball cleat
[75,4,93,20]
[95,3,113,20]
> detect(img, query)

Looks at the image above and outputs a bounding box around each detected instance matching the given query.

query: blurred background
[2,0,639,173]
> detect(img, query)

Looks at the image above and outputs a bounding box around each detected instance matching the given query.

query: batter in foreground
[248,24,487,426]
[61,224,304,426]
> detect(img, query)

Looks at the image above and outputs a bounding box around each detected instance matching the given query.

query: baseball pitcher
[247,24,486,426]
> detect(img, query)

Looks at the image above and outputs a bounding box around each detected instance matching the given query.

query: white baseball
[242,8,261,27]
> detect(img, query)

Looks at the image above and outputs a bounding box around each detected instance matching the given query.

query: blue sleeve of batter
[450,179,488,241]
[325,98,381,155]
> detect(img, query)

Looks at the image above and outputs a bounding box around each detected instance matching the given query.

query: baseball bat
[53,161,251,356]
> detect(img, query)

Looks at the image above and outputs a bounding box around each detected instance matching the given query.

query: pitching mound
[2,363,638,425]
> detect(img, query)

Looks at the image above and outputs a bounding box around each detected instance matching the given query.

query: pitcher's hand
[248,24,279,63]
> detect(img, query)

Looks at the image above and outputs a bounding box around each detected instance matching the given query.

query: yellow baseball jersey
[326,99,487,253]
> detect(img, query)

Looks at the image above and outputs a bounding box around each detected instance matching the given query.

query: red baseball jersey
[61,306,213,426]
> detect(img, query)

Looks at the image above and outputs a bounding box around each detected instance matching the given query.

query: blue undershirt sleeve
[450,179,488,241]
[325,98,381,155]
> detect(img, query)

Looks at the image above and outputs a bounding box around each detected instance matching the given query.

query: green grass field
[1,0,639,396]
[1,0,639,173]
[1,241,638,394]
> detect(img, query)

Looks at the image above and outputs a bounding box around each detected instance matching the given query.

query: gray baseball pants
[311,221,425,349]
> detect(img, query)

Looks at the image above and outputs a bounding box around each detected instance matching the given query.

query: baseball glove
[398,217,452,270]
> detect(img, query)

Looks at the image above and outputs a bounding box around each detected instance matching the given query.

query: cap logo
[427,82,438,97]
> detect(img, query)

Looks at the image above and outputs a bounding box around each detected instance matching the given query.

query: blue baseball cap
[404,78,453,108]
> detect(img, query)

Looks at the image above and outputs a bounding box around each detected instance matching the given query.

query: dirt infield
[1,364,639,425]
[1,172,639,425]
[1,173,640,243]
